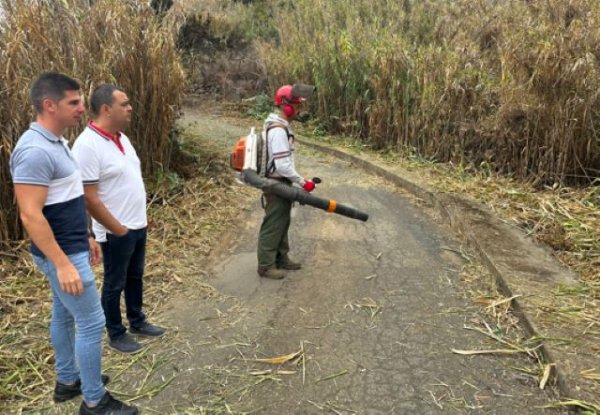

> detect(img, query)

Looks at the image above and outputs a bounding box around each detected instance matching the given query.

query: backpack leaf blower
[231,128,369,222]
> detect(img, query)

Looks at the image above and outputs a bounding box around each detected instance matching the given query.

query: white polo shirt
[72,123,147,242]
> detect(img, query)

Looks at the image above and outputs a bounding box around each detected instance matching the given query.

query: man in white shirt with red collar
[72,84,165,354]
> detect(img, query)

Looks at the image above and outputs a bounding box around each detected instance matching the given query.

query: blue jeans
[33,251,106,405]
[100,228,147,340]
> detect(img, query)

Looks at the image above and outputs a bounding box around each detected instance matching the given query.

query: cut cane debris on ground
[179,101,600,411]
[291,128,600,408]
[1,103,592,413]
[120,106,569,413]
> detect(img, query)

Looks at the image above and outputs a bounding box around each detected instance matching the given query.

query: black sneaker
[130,322,166,338]
[79,391,138,415]
[108,333,143,354]
[54,375,110,403]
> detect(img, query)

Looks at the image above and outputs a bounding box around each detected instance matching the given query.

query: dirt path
[125,106,566,414]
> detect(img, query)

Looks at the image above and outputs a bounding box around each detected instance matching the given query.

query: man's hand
[303,180,316,192]
[89,237,102,266]
[83,184,129,237]
[56,262,83,296]
[114,224,129,237]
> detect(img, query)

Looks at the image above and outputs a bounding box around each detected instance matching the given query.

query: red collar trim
[88,121,125,154]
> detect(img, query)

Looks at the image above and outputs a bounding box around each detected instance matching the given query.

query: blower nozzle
[241,170,368,222]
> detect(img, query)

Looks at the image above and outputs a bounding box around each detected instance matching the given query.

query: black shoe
[79,391,138,415]
[109,334,143,354]
[54,375,110,403]
[130,322,166,338]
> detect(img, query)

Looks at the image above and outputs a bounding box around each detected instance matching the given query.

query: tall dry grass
[0,0,185,245]
[259,0,600,186]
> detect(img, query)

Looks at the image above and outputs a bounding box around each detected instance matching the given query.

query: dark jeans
[100,227,147,340]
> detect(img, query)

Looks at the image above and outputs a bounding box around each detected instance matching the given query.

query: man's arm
[14,184,83,295]
[269,128,305,185]
[83,184,128,236]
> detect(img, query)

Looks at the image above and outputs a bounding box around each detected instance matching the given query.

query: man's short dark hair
[90,84,124,116]
[30,72,81,114]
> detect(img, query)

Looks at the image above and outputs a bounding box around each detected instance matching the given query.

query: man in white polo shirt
[72,84,165,354]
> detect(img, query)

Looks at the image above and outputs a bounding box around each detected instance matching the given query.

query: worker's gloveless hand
[303,180,316,192]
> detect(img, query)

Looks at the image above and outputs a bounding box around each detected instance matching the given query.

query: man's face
[107,90,133,130]
[46,90,85,129]
[290,101,303,119]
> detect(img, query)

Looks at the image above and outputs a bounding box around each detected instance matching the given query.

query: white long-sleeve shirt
[264,113,305,185]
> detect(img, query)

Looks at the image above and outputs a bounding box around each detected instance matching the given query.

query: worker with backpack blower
[257,84,316,279]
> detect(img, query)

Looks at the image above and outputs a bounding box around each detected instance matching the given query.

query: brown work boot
[277,257,302,270]
[257,268,286,279]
